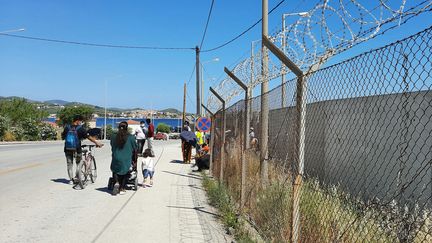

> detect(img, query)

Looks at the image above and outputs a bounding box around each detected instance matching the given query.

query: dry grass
[210,147,432,242]
[3,131,16,141]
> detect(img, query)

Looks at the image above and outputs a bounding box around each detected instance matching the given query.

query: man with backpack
[61,115,103,185]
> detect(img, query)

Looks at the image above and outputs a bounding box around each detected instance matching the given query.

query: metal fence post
[260,0,269,186]
[262,35,305,243]
[210,87,226,182]
[201,104,214,175]
[224,67,250,208]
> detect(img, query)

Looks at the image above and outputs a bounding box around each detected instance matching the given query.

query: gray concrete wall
[268,91,432,207]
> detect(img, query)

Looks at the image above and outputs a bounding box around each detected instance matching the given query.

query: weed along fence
[209,26,432,242]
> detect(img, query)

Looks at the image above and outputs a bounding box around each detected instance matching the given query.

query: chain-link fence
[210,26,432,242]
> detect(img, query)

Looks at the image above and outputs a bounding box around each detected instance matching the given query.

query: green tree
[0,99,50,141]
[0,98,48,125]
[57,106,94,126]
[156,123,171,133]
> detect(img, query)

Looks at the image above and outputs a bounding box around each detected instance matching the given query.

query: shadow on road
[161,170,203,180]
[95,187,112,194]
[51,178,70,184]
[169,159,184,164]
[167,205,220,218]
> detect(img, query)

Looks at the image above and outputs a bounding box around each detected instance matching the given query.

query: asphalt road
[0,140,231,243]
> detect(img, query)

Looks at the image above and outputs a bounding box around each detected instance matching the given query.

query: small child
[142,148,155,187]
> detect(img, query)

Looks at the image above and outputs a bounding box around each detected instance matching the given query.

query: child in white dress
[142,148,155,187]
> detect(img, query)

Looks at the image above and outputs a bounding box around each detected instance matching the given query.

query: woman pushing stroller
[110,121,137,195]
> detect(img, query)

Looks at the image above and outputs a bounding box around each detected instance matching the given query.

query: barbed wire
[212,24,432,242]
[207,0,432,111]
[201,0,286,53]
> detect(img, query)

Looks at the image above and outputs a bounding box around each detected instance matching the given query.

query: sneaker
[119,190,126,195]
[112,183,120,196]
[70,177,78,185]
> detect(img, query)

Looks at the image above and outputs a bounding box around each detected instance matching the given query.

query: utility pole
[182,83,187,128]
[196,46,201,118]
[260,0,269,185]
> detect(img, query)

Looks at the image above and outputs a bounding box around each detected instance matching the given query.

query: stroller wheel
[107,177,114,191]
[133,177,138,191]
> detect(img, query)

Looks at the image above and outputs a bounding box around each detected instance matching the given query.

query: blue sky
[1,0,431,112]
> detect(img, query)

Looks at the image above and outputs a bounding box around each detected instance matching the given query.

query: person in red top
[146,118,155,154]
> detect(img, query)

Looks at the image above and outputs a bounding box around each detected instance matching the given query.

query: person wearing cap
[61,115,103,185]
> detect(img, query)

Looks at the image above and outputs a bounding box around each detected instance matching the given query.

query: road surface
[0,140,231,243]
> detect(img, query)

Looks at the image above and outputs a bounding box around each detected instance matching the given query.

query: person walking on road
[146,118,155,154]
[180,127,196,164]
[110,121,137,195]
[62,115,103,185]
[135,120,147,156]
[141,148,155,187]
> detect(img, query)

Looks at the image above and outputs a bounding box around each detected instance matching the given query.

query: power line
[186,64,196,86]
[199,0,215,50]
[0,33,195,50]
[201,0,286,53]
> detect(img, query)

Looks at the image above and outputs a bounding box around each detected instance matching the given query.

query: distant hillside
[44,99,69,105]
[160,108,182,114]
[0,96,36,102]
[1,96,185,115]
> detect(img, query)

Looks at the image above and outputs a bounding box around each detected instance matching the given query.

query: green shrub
[102,124,114,140]
[0,115,10,140]
[10,126,24,141]
[156,123,171,133]
[203,174,249,239]
[39,122,57,140]
[20,118,41,141]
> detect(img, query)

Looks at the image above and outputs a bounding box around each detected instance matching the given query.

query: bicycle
[76,144,97,189]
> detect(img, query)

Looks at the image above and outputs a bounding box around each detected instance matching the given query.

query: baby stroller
[108,150,139,191]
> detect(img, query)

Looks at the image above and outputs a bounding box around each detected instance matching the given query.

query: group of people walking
[62,116,156,195]
[62,116,211,195]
